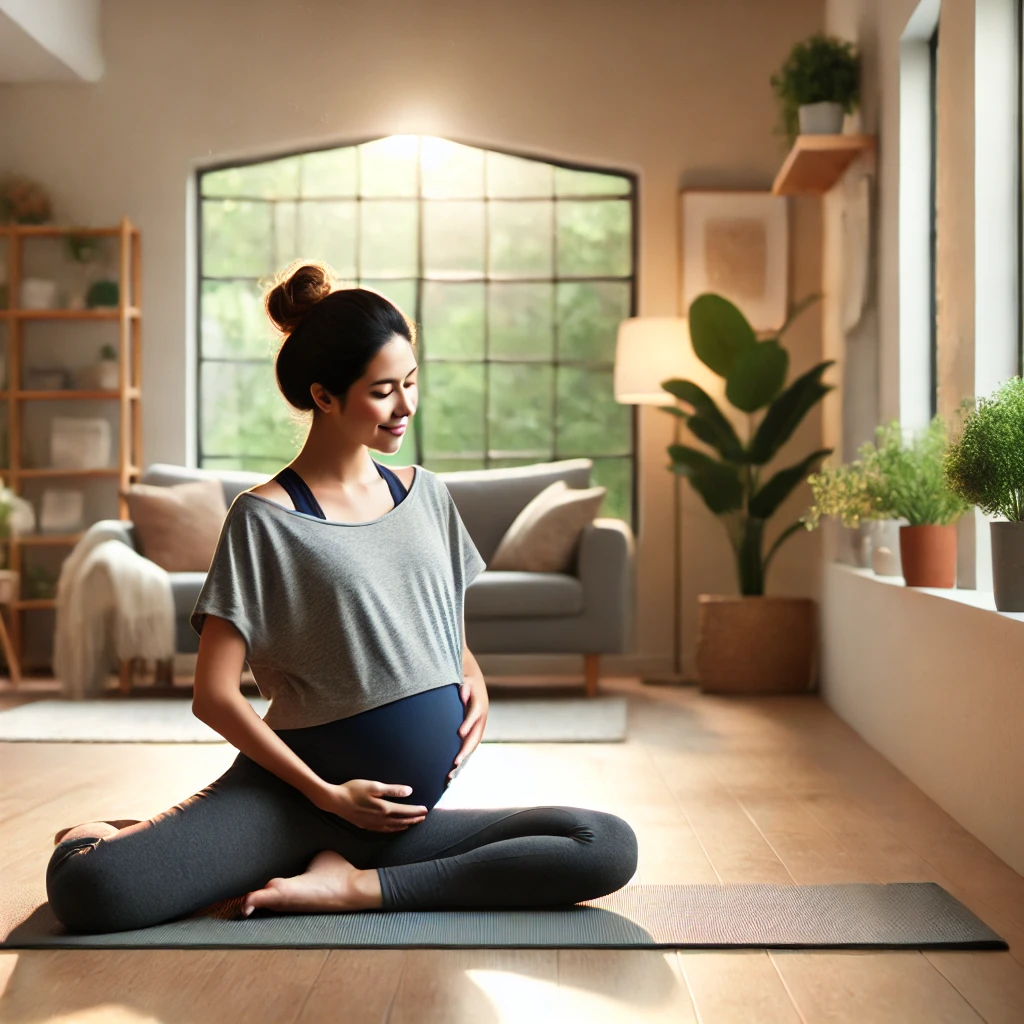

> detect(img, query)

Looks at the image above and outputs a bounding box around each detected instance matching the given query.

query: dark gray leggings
[46,750,639,934]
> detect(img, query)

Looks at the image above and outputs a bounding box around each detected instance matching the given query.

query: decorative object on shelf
[19,278,59,310]
[65,233,107,311]
[858,418,969,588]
[26,564,58,600]
[0,175,53,225]
[0,484,36,570]
[944,377,1024,610]
[0,569,18,604]
[680,191,789,333]
[26,366,70,391]
[661,291,832,694]
[50,416,113,469]
[40,489,85,534]
[86,279,119,310]
[770,31,860,144]
[76,344,120,390]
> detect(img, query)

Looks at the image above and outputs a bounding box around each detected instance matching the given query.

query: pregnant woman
[45,260,638,934]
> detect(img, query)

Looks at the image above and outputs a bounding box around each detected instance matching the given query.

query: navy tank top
[274,460,409,518]
[267,459,465,812]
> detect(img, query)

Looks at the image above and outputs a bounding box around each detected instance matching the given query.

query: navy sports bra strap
[373,461,409,505]
[275,466,326,518]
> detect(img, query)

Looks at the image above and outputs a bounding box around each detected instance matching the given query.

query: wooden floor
[1,675,1023,1023]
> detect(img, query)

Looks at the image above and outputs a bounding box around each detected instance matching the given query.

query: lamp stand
[642,412,690,686]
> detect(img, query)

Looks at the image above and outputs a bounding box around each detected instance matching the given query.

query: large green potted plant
[943,377,1024,609]
[858,417,969,587]
[770,32,860,143]
[660,292,833,694]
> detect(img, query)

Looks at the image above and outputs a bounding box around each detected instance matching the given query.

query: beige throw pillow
[489,479,606,573]
[123,479,228,572]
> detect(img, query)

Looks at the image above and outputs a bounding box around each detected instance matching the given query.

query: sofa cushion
[123,479,228,572]
[465,570,584,618]
[488,480,606,573]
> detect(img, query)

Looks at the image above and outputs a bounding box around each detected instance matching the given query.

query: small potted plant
[770,32,860,142]
[943,377,1024,610]
[801,458,878,566]
[858,417,969,587]
[660,291,833,694]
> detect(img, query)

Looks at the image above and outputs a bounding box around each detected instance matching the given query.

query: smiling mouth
[380,423,407,433]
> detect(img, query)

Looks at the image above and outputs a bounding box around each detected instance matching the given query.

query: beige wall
[0,0,826,675]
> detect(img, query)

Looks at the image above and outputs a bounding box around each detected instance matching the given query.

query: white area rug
[0,696,627,743]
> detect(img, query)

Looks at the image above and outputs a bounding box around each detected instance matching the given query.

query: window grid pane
[198,138,638,529]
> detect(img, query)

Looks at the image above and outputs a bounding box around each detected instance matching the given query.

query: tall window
[197,135,637,527]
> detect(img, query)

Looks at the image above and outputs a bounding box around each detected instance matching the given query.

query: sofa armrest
[575,517,636,652]
[91,518,139,553]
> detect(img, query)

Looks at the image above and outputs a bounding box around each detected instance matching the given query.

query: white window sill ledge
[832,562,1024,623]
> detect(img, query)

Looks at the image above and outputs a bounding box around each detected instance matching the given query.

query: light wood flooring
[1,674,1022,1023]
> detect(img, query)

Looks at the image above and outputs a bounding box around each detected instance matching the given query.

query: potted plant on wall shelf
[661,292,833,695]
[859,417,969,587]
[770,31,860,142]
[944,377,1024,610]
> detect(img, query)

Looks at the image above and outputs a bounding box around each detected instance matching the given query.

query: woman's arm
[191,614,331,807]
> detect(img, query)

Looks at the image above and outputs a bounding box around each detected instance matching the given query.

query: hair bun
[264,260,337,334]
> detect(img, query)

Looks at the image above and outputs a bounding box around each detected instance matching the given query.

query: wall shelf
[772,134,876,196]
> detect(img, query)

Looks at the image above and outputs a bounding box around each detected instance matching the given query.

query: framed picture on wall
[679,190,789,332]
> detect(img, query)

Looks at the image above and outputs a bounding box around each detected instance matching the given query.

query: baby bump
[274,683,465,811]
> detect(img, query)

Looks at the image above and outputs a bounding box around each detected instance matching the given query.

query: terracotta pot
[695,595,817,695]
[898,524,957,587]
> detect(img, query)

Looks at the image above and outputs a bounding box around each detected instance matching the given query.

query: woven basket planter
[695,595,818,695]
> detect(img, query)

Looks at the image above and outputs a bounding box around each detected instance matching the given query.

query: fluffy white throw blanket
[52,521,176,699]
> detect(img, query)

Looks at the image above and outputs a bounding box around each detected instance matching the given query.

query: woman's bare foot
[242,850,383,917]
[53,819,142,846]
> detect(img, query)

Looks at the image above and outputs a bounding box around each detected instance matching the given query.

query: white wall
[823,0,1024,874]
[0,0,826,676]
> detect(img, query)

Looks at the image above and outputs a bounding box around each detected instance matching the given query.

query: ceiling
[0,0,104,83]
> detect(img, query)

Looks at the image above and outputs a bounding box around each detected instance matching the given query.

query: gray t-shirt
[189,465,487,730]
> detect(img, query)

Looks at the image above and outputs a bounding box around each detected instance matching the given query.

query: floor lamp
[614,317,692,686]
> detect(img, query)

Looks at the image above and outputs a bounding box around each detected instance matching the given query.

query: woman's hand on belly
[313,779,429,833]
[448,671,489,785]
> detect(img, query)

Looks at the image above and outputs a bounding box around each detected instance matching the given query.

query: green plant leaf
[725,340,789,413]
[661,378,745,461]
[749,448,833,518]
[749,360,835,464]
[668,444,743,513]
[688,293,756,379]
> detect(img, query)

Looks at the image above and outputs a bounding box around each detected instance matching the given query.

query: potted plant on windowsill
[770,31,860,142]
[943,376,1024,610]
[859,417,970,587]
[660,292,833,695]
[802,458,879,567]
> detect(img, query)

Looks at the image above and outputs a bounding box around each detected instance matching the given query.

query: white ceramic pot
[868,518,904,576]
[19,278,58,310]
[97,359,119,389]
[798,101,845,134]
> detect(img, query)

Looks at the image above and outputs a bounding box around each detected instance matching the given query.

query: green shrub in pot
[858,417,969,587]
[943,376,1024,609]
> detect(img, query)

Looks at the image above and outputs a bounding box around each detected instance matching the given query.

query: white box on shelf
[40,489,84,533]
[50,417,112,469]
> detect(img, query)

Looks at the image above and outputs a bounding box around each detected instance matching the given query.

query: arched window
[197,135,637,527]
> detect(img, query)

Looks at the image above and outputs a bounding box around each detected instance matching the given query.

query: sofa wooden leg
[584,653,599,698]
[118,658,134,694]
[155,657,174,686]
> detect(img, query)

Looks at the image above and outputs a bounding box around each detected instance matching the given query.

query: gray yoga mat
[1,883,1007,950]
[0,696,627,743]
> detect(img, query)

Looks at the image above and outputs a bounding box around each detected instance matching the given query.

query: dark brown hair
[264,260,417,413]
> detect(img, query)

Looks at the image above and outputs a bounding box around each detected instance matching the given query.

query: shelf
[13,598,57,609]
[0,532,85,546]
[772,134,876,196]
[0,307,140,320]
[0,465,139,479]
[0,388,140,400]
[0,223,139,238]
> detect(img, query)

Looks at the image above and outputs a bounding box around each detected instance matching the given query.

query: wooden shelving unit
[772,134,876,196]
[0,217,142,677]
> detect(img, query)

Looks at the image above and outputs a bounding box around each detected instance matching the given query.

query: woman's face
[335,335,419,451]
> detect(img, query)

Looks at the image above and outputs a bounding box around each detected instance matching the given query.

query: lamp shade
[613,317,691,405]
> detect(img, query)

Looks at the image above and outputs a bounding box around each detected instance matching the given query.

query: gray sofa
[106,458,635,697]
